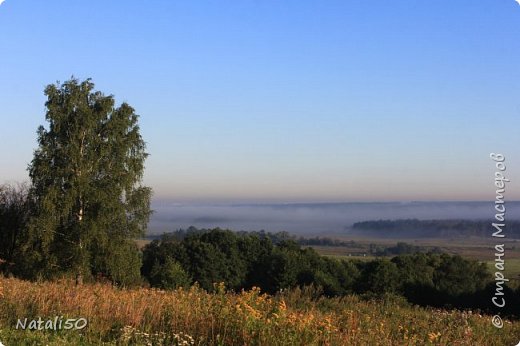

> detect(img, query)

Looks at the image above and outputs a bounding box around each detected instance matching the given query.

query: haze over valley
[149,200,520,235]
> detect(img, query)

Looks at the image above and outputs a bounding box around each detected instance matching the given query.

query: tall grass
[0,276,518,345]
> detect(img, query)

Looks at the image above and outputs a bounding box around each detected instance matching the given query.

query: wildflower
[279,299,287,311]
[428,332,441,342]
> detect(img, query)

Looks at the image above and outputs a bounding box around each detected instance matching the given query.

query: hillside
[0,276,518,345]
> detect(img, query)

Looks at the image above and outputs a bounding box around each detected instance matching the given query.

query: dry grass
[0,276,518,345]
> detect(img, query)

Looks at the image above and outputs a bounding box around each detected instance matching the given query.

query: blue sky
[1,0,519,202]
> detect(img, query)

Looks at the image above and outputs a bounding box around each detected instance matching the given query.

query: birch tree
[26,78,152,284]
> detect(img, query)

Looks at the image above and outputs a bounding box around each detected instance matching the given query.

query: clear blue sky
[1,0,519,202]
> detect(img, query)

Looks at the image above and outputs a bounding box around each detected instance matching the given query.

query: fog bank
[147,201,520,235]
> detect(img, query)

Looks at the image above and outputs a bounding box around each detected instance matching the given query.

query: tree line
[352,218,520,238]
[155,227,438,255]
[141,227,520,317]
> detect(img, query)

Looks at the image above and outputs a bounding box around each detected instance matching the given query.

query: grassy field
[486,258,520,282]
[0,276,519,345]
[309,236,520,281]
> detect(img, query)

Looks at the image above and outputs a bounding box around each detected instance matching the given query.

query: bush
[149,257,191,289]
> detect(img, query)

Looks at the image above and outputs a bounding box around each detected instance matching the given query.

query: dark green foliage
[320,257,360,295]
[261,247,301,292]
[183,238,234,290]
[390,253,491,308]
[357,259,400,295]
[373,242,433,256]
[102,240,144,287]
[391,253,435,298]
[143,228,359,296]
[0,183,31,274]
[297,236,363,248]
[149,257,191,290]
[432,254,489,296]
[24,77,152,284]
[352,218,520,238]
[142,227,502,315]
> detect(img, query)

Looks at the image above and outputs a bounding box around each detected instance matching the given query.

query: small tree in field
[25,77,152,284]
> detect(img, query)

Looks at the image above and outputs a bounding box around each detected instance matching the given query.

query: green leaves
[26,77,152,284]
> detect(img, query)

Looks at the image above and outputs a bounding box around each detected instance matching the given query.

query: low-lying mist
[147,201,520,236]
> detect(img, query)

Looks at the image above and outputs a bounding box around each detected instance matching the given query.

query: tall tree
[25,77,152,284]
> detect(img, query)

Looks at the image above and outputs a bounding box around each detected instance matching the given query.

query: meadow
[310,236,520,283]
[0,276,518,345]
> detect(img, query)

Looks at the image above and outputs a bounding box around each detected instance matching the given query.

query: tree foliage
[352,218,520,238]
[149,257,191,290]
[141,227,501,314]
[25,77,152,284]
[0,183,31,273]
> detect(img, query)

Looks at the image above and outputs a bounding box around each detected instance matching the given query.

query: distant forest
[153,227,361,247]
[141,227,519,317]
[351,219,520,238]
[151,227,441,256]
